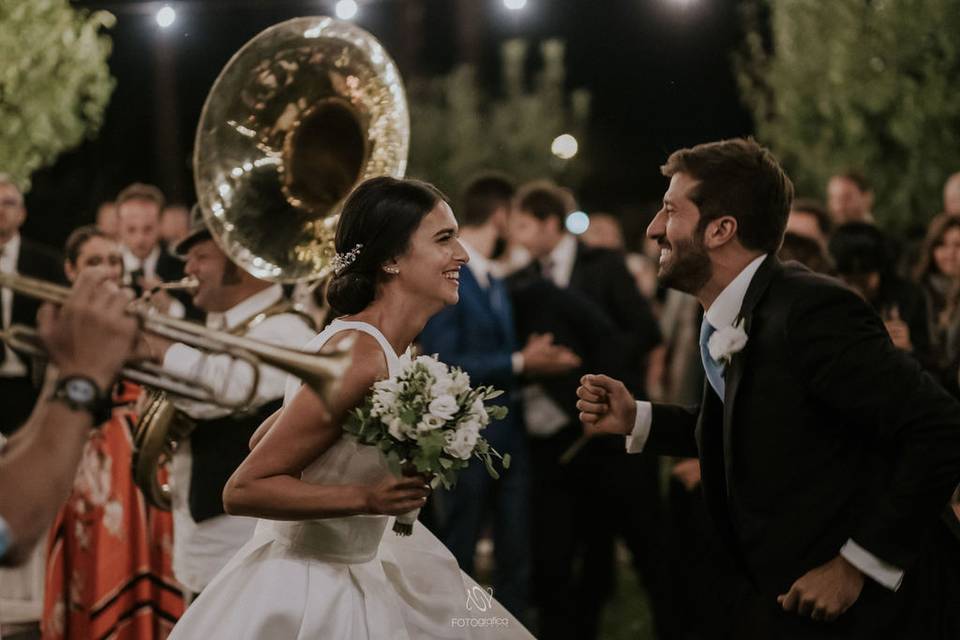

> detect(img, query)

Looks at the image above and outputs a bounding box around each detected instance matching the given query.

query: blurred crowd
[1,166,960,640]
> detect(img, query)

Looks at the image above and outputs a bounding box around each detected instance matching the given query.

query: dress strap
[325,319,403,378]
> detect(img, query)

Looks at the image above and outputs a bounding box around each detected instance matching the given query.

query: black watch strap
[50,375,112,426]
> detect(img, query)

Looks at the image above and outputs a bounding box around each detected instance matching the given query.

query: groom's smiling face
[647,172,713,295]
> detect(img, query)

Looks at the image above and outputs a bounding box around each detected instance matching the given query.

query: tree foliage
[0,0,115,192]
[408,39,590,198]
[737,0,960,229]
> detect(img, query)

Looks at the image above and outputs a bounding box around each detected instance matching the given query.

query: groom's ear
[703,215,739,249]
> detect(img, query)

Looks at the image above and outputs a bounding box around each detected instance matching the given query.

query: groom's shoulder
[768,260,872,317]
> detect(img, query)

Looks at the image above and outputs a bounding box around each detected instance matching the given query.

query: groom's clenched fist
[576,374,637,436]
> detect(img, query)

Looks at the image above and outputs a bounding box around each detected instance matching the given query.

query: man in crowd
[0,174,63,436]
[419,173,580,623]
[509,181,667,639]
[944,171,960,217]
[115,183,187,316]
[787,198,832,248]
[827,170,875,225]
[160,204,191,249]
[139,208,315,599]
[580,137,960,639]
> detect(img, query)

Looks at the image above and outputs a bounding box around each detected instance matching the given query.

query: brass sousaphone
[133,17,410,509]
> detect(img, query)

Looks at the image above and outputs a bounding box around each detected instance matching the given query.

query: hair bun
[326,270,376,315]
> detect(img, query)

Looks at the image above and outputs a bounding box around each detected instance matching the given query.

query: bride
[169,177,534,639]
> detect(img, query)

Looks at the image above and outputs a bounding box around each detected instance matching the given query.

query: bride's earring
[383,266,400,275]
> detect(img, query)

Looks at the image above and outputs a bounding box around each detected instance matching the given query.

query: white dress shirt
[540,233,578,288]
[0,234,27,377]
[624,254,904,591]
[165,284,316,592]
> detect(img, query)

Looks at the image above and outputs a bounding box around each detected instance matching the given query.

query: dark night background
[24,0,754,251]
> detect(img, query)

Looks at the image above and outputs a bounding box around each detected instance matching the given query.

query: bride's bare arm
[248,408,281,451]
[223,333,429,520]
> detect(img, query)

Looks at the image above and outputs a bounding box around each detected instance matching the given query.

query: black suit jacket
[646,257,960,637]
[512,242,661,396]
[509,276,631,447]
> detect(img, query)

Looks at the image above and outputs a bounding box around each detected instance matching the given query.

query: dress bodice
[255,319,404,563]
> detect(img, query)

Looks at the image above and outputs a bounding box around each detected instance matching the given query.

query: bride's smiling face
[389,201,468,310]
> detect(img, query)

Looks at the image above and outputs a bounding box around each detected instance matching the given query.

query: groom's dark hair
[661,137,793,254]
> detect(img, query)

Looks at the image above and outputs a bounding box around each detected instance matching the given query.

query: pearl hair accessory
[332,243,363,275]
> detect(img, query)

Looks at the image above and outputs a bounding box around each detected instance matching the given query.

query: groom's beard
[658,235,712,295]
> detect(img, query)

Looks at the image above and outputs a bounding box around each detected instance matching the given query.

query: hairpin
[332,243,363,275]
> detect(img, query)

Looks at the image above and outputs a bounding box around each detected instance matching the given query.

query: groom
[577,138,960,639]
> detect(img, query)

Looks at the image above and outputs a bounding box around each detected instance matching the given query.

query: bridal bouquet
[344,352,510,535]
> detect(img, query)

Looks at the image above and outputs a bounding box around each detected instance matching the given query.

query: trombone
[0,272,348,410]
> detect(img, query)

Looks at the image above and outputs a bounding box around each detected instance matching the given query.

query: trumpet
[0,272,349,410]
[147,276,199,295]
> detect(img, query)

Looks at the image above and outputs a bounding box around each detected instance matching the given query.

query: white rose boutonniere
[707,318,748,365]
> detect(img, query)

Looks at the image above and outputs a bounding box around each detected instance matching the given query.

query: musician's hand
[139,276,175,314]
[576,374,636,436]
[672,458,702,491]
[37,267,139,390]
[778,555,864,622]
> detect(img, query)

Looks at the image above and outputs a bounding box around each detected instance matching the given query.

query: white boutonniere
[707,317,748,366]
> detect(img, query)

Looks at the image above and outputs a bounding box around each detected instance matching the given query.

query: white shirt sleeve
[166,298,186,319]
[625,401,653,454]
[163,314,316,420]
[839,538,904,591]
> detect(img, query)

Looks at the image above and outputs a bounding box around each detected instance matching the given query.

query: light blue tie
[699,318,726,400]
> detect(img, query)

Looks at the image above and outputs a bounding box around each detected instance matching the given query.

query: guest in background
[913,214,960,393]
[115,183,187,317]
[944,172,960,217]
[95,201,118,240]
[160,204,191,250]
[42,226,184,639]
[829,222,932,366]
[580,212,625,251]
[0,174,63,436]
[787,198,832,248]
[419,173,580,623]
[509,181,667,640]
[827,170,875,225]
[778,232,833,274]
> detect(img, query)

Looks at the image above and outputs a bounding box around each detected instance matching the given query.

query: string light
[504,0,528,10]
[565,211,590,235]
[551,134,578,160]
[335,0,359,20]
[156,5,176,28]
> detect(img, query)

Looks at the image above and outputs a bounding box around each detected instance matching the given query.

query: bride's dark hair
[326,176,448,315]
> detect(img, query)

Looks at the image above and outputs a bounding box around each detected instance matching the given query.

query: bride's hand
[365,475,431,516]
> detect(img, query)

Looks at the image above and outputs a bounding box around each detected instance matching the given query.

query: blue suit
[418,265,529,620]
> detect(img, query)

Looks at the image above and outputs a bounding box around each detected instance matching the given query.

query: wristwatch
[50,375,112,426]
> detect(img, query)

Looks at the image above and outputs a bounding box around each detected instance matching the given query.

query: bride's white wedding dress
[169,319,533,639]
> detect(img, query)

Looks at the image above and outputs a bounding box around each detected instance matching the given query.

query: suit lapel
[721,255,781,495]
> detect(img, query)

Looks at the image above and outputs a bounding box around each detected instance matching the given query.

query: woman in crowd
[913,214,960,391]
[42,226,184,639]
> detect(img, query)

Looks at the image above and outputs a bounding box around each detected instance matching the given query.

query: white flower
[428,394,459,421]
[707,318,748,365]
[387,417,407,441]
[451,369,471,395]
[417,413,445,433]
[444,427,479,460]
[470,398,490,426]
[458,417,482,438]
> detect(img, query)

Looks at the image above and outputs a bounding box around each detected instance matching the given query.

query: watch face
[65,378,97,404]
